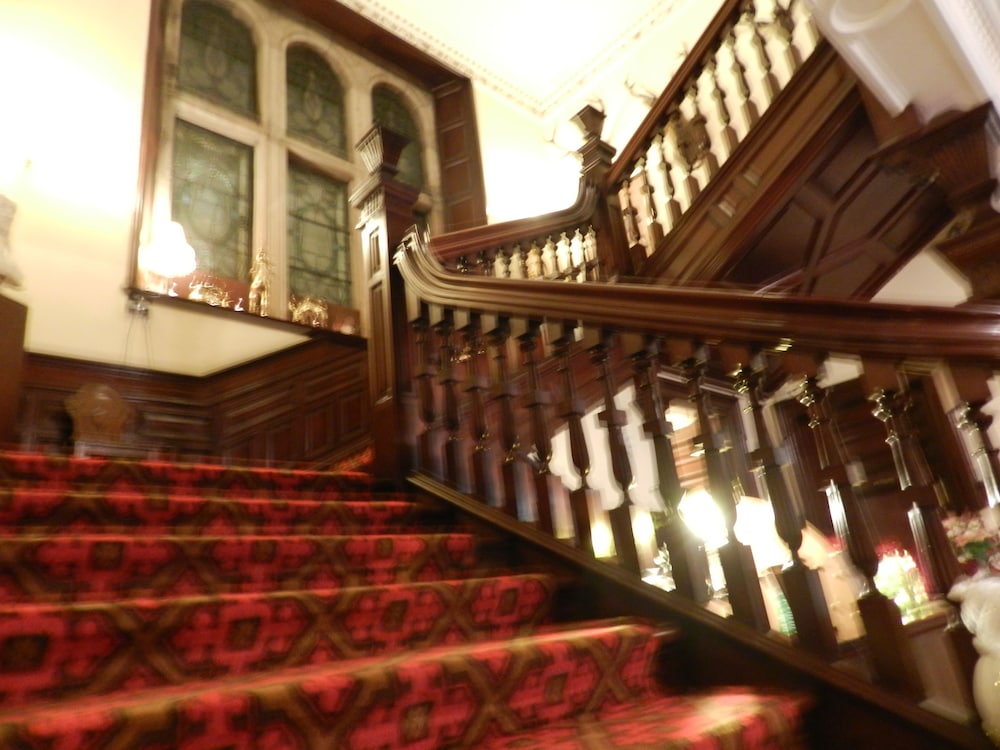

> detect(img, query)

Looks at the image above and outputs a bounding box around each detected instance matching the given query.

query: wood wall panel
[17,337,369,467]
[0,295,27,445]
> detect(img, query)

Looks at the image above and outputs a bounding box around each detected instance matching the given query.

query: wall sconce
[138,221,196,294]
[0,194,25,289]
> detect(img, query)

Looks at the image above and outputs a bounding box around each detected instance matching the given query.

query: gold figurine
[248,248,271,316]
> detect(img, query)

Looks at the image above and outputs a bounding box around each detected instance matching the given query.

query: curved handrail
[429,179,603,262]
[398,229,1000,362]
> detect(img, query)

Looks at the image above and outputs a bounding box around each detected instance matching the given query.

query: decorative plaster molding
[342,0,686,118]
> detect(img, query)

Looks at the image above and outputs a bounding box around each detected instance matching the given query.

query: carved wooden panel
[18,337,369,466]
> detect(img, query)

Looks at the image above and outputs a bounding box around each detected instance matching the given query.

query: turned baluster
[461,312,495,505]
[519,320,560,535]
[733,358,838,657]
[705,54,740,159]
[496,247,512,278]
[743,2,780,106]
[412,305,441,476]
[591,330,641,573]
[632,337,711,602]
[685,77,720,178]
[636,158,664,250]
[620,177,644,263]
[868,380,962,598]
[681,350,769,631]
[798,375,924,699]
[725,19,759,130]
[489,318,522,518]
[770,0,803,70]
[435,309,464,488]
[669,110,704,206]
[554,323,597,554]
[654,133,683,227]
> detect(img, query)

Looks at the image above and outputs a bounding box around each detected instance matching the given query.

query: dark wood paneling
[433,79,488,231]
[17,337,369,466]
[0,294,26,446]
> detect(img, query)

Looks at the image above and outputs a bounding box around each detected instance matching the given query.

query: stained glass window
[286,45,346,157]
[287,163,350,305]
[178,0,257,118]
[372,85,423,189]
[171,120,253,280]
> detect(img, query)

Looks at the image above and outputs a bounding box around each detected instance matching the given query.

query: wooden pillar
[632,336,711,602]
[733,357,838,658]
[351,125,420,486]
[798,374,925,699]
[680,349,769,632]
[554,323,597,554]
[591,329,641,574]
[520,320,560,535]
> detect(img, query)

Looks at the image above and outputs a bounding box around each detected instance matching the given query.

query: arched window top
[178,0,258,118]
[372,84,423,189]
[286,45,347,157]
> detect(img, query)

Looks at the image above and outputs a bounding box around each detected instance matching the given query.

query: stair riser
[0,575,555,708]
[0,534,478,603]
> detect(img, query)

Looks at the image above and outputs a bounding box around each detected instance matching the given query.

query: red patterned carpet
[0,450,811,748]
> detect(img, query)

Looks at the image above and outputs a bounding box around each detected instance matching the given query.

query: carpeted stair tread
[476,686,813,749]
[0,487,428,535]
[0,451,375,494]
[0,574,558,707]
[0,532,482,603]
[0,619,671,749]
[0,449,814,749]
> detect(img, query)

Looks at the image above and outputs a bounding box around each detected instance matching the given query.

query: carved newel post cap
[356,124,410,177]
[572,105,606,141]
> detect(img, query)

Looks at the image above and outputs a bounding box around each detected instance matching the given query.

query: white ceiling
[341,0,702,117]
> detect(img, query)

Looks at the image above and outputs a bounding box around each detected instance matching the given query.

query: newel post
[351,125,420,485]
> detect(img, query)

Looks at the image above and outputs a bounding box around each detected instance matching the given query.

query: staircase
[0,449,811,748]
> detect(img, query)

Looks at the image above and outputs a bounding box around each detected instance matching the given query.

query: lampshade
[139,221,196,279]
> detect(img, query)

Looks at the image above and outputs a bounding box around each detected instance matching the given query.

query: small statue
[0,194,24,289]
[248,248,271,316]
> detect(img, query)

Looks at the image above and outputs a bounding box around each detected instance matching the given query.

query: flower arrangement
[942,510,1000,576]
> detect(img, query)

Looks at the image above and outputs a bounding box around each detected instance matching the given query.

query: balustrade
[352,0,998,739]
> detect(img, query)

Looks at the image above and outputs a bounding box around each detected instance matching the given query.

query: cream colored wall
[0,0,307,376]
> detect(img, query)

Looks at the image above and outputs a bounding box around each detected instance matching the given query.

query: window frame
[134,0,441,333]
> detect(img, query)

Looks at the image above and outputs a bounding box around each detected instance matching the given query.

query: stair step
[0,452,375,495]
[0,574,557,708]
[0,619,669,749]
[477,686,813,749]
[0,532,480,602]
[0,487,426,535]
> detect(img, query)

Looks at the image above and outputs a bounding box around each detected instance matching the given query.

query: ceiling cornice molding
[341,0,687,119]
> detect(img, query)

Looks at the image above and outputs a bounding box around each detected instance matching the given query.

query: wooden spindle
[868,383,962,598]
[435,308,464,488]
[683,352,769,631]
[706,54,740,158]
[412,305,440,476]
[798,376,925,699]
[633,337,711,602]
[734,359,838,657]
[520,320,559,535]
[636,158,664,250]
[655,133,683,227]
[726,20,759,129]
[461,312,496,506]
[554,323,597,554]
[489,317,522,518]
[743,2,780,105]
[591,330,641,573]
